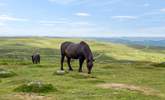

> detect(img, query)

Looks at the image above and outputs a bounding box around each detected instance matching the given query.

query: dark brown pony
[60,41,94,74]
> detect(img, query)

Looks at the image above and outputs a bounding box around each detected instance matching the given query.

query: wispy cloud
[137,26,165,36]
[143,3,150,7]
[0,16,109,37]
[112,16,138,20]
[72,21,92,25]
[86,0,122,7]
[48,0,92,5]
[0,2,6,6]
[48,0,76,5]
[39,19,93,26]
[48,0,122,7]
[39,20,67,24]
[0,15,28,22]
[75,12,90,17]
[139,8,165,17]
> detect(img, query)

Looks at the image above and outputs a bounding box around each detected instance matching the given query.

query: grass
[0,37,165,100]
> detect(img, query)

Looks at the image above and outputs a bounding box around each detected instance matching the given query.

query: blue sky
[0,0,165,37]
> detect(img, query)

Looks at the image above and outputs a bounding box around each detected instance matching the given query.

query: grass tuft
[0,68,16,78]
[14,80,56,93]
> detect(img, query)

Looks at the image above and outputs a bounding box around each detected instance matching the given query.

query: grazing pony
[31,54,40,64]
[60,41,94,74]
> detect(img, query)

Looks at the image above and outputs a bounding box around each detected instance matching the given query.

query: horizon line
[1,36,165,38]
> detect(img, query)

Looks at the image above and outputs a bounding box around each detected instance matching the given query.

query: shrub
[152,62,165,67]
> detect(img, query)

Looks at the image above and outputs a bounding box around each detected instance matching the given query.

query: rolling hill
[0,37,165,100]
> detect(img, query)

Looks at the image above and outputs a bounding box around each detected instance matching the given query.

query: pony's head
[87,59,94,74]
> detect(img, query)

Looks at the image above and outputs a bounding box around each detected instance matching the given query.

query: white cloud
[0,15,28,22]
[0,22,5,26]
[0,15,28,27]
[160,8,165,12]
[75,12,90,17]
[112,16,138,20]
[0,20,104,37]
[0,2,6,6]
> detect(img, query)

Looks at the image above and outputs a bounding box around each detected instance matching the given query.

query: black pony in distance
[31,54,40,64]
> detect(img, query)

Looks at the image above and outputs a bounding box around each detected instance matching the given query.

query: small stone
[56,70,65,75]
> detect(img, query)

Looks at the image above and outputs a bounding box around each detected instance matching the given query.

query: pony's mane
[80,41,88,45]
[80,41,90,51]
[80,41,90,50]
[80,41,93,60]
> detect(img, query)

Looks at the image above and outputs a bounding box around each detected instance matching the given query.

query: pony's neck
[80,41,93,61]
[86,54,93,62]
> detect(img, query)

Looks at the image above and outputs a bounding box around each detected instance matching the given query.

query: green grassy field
[0,37,165,100]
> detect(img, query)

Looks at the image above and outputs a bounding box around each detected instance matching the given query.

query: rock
[55,70,66,75]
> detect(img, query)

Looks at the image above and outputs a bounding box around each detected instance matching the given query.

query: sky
[0,0,165,37]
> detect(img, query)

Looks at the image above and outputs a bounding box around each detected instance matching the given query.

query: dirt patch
[97,83,163,97]
[13,93,54,100]
[70,73,97,79]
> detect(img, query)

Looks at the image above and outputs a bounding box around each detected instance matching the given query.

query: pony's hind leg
[61,55,65,70]
[67,57,73,71]
[32,59,34,64]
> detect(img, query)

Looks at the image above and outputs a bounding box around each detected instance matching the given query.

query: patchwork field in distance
[0,37,165,100]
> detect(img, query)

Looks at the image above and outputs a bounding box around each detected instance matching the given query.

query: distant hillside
[92,37,165,47]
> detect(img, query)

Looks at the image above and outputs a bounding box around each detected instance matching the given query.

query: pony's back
[60,41,73,55]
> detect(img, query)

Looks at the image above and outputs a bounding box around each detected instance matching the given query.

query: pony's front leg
[67,57,73,71]
[79,58,84,72]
